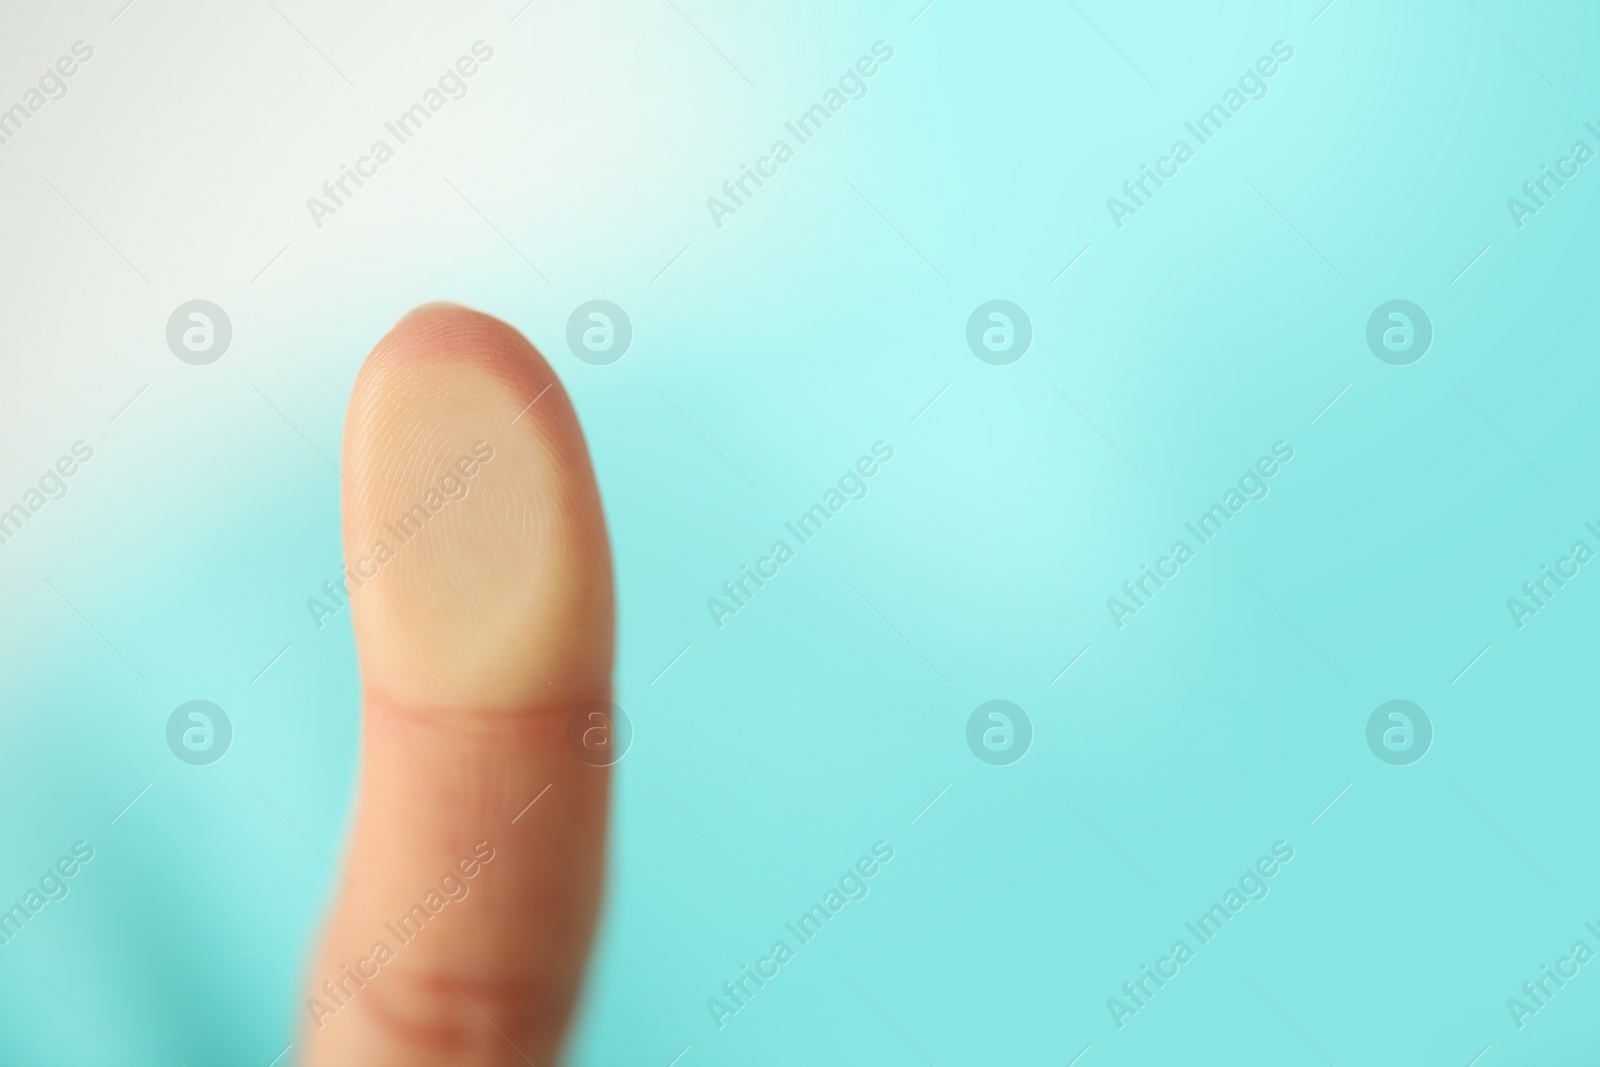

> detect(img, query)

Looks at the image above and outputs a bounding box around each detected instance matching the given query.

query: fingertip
[342,302,613,716]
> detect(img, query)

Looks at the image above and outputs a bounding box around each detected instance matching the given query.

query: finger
[300,304,614,1066]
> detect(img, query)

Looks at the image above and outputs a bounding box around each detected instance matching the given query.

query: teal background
[0,0,1597,1063]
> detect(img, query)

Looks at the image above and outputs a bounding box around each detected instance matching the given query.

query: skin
[300,304,614,1066]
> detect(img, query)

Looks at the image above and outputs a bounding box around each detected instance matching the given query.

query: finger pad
[341,305,613,713]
